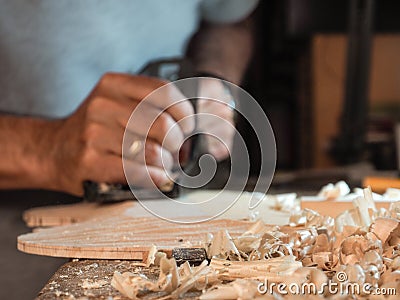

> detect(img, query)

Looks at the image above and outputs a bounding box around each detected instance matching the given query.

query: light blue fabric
[201,0,259,24]
[0,0,257,117]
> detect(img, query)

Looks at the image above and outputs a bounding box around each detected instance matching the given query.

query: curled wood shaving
[242,219,279,236]
[383,188,400,200]
[111,257,213,299]
[389,201,400,219]
[145,245,157,267]
[111,272,155,299]
[234,235,262,253]
[318,180,350,199]
[370,217,400,246]
[345,264,366,285]
[210,255,302,281]
[170,261,214,298]
[283,267,328,290]
[268,193,298,212]
[199,279,263,300]
[145,245,168,268]
[207,230,241,260]
[158,257,179,293]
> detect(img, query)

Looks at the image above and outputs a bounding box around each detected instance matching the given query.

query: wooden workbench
[24,190,292,299]
[37,259,200,300]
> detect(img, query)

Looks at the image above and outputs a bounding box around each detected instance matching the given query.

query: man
[0,0,257,196]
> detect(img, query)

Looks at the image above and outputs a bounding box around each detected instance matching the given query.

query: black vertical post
[331,0,374,164]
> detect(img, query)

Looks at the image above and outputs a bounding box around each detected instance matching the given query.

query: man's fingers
[93,73,195,135]
[81,150,126,184]
[86,96,184,153]
[143,140,173,170]
[84,152,172,190]
[93,73,166,103]
[125,102,185,153]
[83,120,174,170]
[123,137,173,170]
[123,158,172,190]
[85,96,136,129]
[146,86,195,135]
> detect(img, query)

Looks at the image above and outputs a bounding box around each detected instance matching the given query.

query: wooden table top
[37,259,199,300]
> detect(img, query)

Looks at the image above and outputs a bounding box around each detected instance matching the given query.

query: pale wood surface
[18,215,251,260]
[22,190,292,228]
[18,190,292,260]
[301,200,390,218]
[20,190,394,261]
[23,201,134,228]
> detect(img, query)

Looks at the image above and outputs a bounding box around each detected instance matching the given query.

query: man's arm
[0,116,59,190]
[186,16,255,85]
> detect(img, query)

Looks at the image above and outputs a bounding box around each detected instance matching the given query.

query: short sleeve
[200,0,259,24]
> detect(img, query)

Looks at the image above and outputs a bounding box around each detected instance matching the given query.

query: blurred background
[240,0,400,189]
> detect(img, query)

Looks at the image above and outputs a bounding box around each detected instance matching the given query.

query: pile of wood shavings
[111,187,400,299]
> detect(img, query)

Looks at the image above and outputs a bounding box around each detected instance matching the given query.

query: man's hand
[197,78,235,161]
[51,73,195,195]
[0,73,194,195]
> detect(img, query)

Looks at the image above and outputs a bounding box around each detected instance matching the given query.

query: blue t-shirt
[0,0,257,117]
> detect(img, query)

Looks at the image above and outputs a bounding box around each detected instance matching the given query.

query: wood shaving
[111,186,400,299]
[318,180,351,199]
[81,279,108,289]
[210,255,302,281]
[145,245,157,267]
[268,193,298,212]
[199,279,263,300]
[144,245,167,268]
[111,258,213,299]
[206,230,240,260]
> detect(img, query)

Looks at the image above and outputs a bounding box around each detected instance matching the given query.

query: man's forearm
[0,116,57,190]
[186,17,254,85]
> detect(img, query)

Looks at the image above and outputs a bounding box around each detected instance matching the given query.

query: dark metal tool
[83,181,180,202]
[172,248,208,266]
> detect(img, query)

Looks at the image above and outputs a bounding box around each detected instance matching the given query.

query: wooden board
[22,190,292,228]
[301,200,391,218]
[25,197,394,227]
[18,215,251,260]
[18,190,291,260]
[23,201,134,227]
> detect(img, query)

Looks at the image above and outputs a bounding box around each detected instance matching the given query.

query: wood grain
[18,215,251,260]
[23,201,134,228]
[18,190,291,260]
[22,190,292,228]
[301,200,390,218]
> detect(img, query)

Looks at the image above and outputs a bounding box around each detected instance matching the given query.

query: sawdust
[111,186,400,299]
